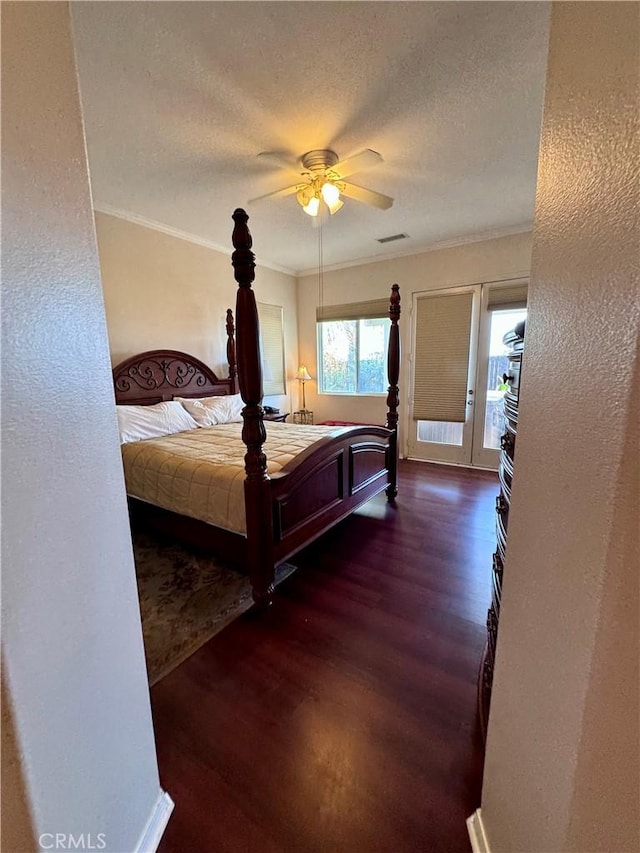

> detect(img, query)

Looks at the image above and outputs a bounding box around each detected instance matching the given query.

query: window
[318,317,391,394]
[482,307,527,450]
[257,303,285,396]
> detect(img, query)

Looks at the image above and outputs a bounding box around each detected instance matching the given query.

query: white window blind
[413,292,473,423]
[487,280,528,311]
[316,298,389,323]
[257,303,285,396]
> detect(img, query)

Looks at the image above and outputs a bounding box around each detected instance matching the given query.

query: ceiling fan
[248,148,394,220]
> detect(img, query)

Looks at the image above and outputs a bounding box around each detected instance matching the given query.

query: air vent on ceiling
[376,233,409,244]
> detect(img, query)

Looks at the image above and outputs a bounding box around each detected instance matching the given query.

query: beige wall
[480,3,639,851]
[297,232,532,432]
[97,214,532,430]
[96,211,299,412]
[2,4,162,850]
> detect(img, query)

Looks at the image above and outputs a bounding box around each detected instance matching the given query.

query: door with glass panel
[408,281,527,469]
[407,286,481,465]
[471,282,528,468]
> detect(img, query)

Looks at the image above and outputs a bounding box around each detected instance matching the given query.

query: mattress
[121,421,345,535]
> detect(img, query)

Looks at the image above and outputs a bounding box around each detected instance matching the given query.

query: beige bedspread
[121,421,345,535]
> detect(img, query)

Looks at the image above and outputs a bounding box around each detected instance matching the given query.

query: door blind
[413,292,473,423]
[316,298,389,322]
[487,280,528,311]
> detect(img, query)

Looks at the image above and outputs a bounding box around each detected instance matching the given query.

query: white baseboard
[135,789,174,853]
[467,808,491,853]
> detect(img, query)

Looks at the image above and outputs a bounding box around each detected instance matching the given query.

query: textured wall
[95,211,298,411]
[297,232,533,428]
[1,4,162,851]
[480,3,639,851]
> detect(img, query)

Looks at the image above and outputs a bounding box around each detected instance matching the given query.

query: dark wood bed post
[225,308,238,392]
[231,208,275,608]
[385,284,401,502]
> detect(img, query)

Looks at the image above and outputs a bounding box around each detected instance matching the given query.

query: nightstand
[263,412,289,423]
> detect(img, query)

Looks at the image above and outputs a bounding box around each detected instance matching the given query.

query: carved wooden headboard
[113,310,238,405]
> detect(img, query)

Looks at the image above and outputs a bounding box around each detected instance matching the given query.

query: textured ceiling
[72,2,550,274]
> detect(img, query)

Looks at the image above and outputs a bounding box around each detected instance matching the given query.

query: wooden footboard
[232,208,400,607]
[270,426,392,561]
[126,427,393,587]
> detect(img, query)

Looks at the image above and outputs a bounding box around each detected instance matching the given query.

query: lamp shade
[321,181,340,206]
[296,365,312,381]
[302,196,319,217]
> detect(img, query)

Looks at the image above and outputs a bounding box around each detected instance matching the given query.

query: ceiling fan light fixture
[303,195,320,217]
[321,180,340,206]
[250,147,393,219]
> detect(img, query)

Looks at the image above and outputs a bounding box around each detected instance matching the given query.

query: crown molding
[94,205,531,280]
[296,224,533,278]
[93,205,296,277]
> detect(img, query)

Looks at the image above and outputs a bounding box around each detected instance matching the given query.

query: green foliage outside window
[319,317,390,394]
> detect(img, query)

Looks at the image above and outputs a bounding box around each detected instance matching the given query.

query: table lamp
[296,365,312,411]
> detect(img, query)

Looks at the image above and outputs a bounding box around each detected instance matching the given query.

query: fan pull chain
[318,222,324,315]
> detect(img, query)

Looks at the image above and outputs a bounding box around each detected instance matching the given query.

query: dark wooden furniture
[113,349,237,404]
[478,320,525,738]
[263,412,289,423]
[113,208,401,608]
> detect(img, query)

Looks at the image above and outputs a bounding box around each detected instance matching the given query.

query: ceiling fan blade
[256,151,301,175]
[248,184,300,204]
[332,149,383,179]
[340,182,394,210]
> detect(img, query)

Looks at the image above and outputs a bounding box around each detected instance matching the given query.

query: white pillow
[116,401,199,444]
[176,393,244,426]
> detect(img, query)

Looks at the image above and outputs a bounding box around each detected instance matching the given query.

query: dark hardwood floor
[152,460,497,853]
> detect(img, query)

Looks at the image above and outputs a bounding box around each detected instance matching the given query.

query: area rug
[132,531,296,685]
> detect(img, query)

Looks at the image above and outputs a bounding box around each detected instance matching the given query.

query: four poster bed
[113,209,401,607]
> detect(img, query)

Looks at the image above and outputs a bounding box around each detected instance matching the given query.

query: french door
[407,281,527,469]
[407,285,480,465]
